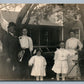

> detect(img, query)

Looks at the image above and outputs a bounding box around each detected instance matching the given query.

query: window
[27,25,63,52]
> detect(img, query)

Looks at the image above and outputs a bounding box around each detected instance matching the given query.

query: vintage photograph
[0,4,84,81]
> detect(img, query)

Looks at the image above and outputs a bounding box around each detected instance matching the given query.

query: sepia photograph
[0,4,84,81]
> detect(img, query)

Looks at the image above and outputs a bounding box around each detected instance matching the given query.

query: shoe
[57,78,60,81]
[12,66,16,71]
[62,78,65,81]
[40,78,43,81]
[36,78,39,81]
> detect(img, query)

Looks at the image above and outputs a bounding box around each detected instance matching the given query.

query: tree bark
[24,4,38,25]
[16,4,32,28]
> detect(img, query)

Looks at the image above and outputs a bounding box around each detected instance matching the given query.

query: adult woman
[66,30,83,80]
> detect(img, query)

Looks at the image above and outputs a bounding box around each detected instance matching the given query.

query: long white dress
[29,55,47,76]
[52,48,73,74]
[66,37,83,78]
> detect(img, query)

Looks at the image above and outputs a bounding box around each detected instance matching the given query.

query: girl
[52,41,76,81]
[28,49,47,81]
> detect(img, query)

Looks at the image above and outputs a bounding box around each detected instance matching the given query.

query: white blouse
[19,35,33,52]
[66,37,83,50]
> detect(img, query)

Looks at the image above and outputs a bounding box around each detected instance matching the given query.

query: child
[52,41,76,81]
[28,49,47,81]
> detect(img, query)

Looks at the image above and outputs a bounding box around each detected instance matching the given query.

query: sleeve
[28,56,35,66]
[43,57,47,66]
[65,40,69,49]
[54,50,59,60]
[77,40,83,51]
[28,37,33,52]
[17,37,22,51]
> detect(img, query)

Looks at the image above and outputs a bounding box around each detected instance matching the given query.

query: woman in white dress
[66,30,83,80]
[28,49,47,81]
[52,41,76,81]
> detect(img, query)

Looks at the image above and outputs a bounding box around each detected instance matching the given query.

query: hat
[8,22,16,28]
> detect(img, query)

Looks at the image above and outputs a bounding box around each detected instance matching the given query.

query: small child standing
[28,49,47,81]
[52,41,76,81]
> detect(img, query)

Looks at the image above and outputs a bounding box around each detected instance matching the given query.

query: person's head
[22,28,28,36]
[74,14,81,20]
[60,41,65,48]
[69,30,75,37]
[8,22,16,34]
[36,49,41,56]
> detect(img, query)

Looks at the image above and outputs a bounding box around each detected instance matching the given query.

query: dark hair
[8,22,16,28]
[22,28,28,32]
[59,41,65,44]
[36,48,42,53]
[69,29,75,33]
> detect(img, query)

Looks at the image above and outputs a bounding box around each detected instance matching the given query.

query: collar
[60,48,65,50]
[9,32,14,36]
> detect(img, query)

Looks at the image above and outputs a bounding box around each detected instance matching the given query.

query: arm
[43,57,47,66]
[28,56,35,66]
[65,40,69,49]
[28,37,33,52]
[54,50,58,61]
[77,40,83,51]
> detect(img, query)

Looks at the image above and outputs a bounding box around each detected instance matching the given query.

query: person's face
[60,42,65,48]
[70,32,75,37]
[22,29,28,35]
[37,51,41,56]
[8,26,15,34]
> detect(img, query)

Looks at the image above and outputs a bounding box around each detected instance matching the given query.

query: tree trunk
[16,4,32,28]
[24,4,38,25]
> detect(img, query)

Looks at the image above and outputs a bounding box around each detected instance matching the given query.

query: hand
[28,63,32,66]
[72,60,78,64]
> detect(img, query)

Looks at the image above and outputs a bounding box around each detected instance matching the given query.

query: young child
[52,41,76,81]
[28,49,47,81]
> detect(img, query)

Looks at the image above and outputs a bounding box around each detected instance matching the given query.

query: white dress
[66,37,83,77]
[52,48,73,74]
[29,55,47,76]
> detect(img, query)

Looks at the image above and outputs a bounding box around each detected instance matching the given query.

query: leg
[40,76,43,81]
[56,73,60,81]
[62,74,66,81]
[36,76,39,81]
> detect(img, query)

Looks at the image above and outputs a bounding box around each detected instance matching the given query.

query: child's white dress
[29,55,47,76]
[52,48,75,74]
